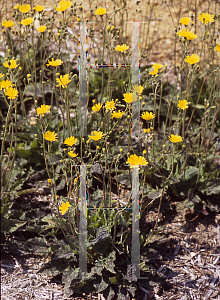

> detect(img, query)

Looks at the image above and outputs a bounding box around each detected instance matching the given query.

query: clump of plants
[1,1,220,299]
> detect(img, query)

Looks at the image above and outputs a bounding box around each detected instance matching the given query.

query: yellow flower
[59,201,71,215]
[37,26,47,33]
[215,44,220,53]
[105,100,115,111]
[177,100,190,110]
[92,103,102,112]
[56,74,71,88]
[34,5,44,12]
[126,154,148,168]
[123,92,137,104]
[144,128,151,133]
[149,63,162,75]
[2,20,14,28]
[0,73,4,79]
[185,54,200,65]
[177,28,189,38]
[4,59,19,69]
[54,0,72,12]
[180,17,191,25]
[0,80,13,90]
[20,17,34,26]
[13,4,20,9]
[43,131,58,142]
[36,104,51,117]
[19,4,30,13]
[168,134,183,143]
[68,151,78,157]
[115,44,129,52]
[94,7,107,16]
[198,12,214,25]
[48,179,52,185]
[186,31,197,40]
[47,58,63,67]
[64,136,77,146]
[141,111,155,121]
[4,87,19,99]
[111,110,124,119]
[88,131,104,141]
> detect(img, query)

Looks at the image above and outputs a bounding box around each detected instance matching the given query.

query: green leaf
[1,217,26,233]
[93,277,109,293]
[185,166,199,181]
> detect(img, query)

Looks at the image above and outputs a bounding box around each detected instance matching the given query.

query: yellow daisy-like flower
[48,179,52,185]
[0,80,13,90]
[88,131,104,142]
[111,110,124,119]
[43,131,58,142]
[123,92,137,104]
[13,4,20,9]
[126,154,148,168]
[36,104,51,117]
[2,20,14,28]
[47,58,63,67]
[20,17,34,26]
[105,100,115,111]
[115,44,129,52]
[180,17,191,25]
[141,111,155,121]
[56,74,71,88]
[144,128,151,133]
[186,31,197,40]
[68,151,78,158]
[64,136,77,146]
[215,44,220,53]
[177,100,190,110]
[4,87,19,99]
[19,4,30,13]
[92,103,102,112]
[198,12,214,25]
[4,59,19,69]
[33,5,44,12]
[177,28,189,38]
[54,0,72,12]
[94,7,107,16]
[149,63,162,75]
[185,54,200,65]
[0,73,4,79]
[168,134,183,143]
[37,26,47,33]
[59,201,71,215]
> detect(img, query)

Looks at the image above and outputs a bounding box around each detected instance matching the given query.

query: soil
[1,1,220,299]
